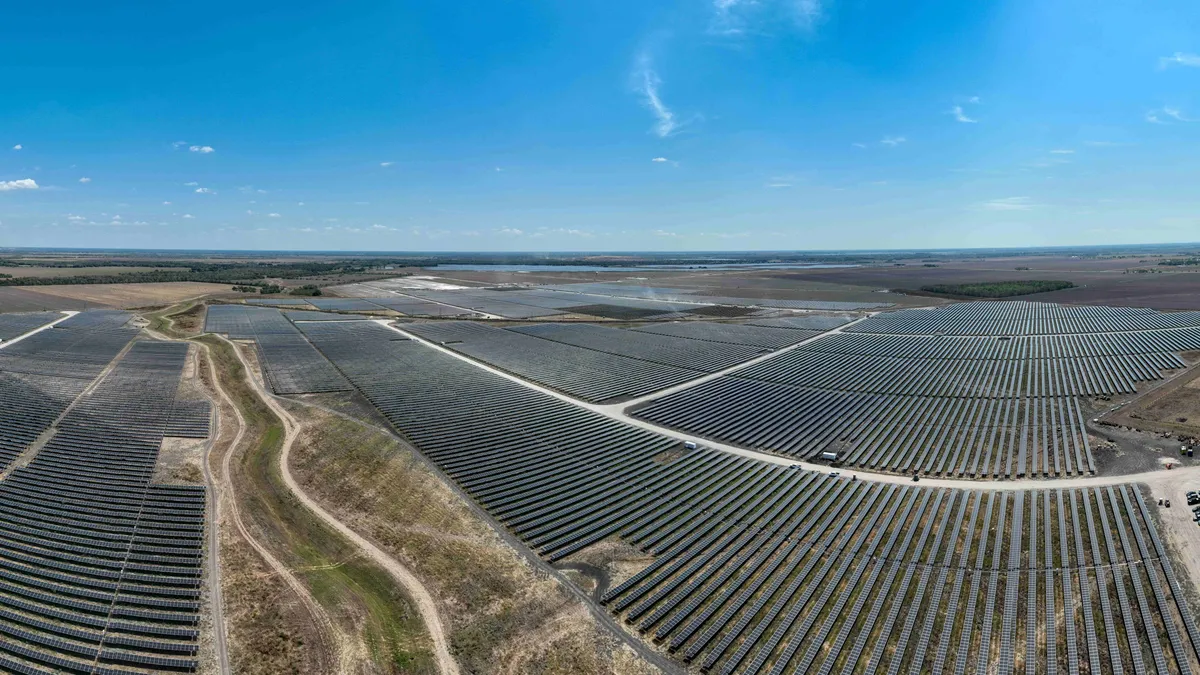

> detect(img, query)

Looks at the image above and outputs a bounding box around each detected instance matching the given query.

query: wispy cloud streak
[1159,52,1200,68]
[634,53,679,138]
[949,105,977,123]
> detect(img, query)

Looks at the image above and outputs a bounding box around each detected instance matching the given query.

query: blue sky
[1,0,1199,252]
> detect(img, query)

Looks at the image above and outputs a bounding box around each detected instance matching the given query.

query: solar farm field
[204,304,351,394]
[634,301,1200,478]
[400,320,823,403]
[0,317,207,674]
[296,319,1200,675]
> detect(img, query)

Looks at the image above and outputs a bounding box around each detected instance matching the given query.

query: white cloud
[949,105,977,123]
[967,96,980,104]
[268,213,281,218]
[297,202,305,206]
[852,142,867,149]
[711,0,823,35]
[163,201,172,205]
[195,187,214,194]
[189,145,215,154]
[1159,52,1200,69]
[1049,149,1074,154]
[172,141,189,150]
[980,196,1036,211]
[653,229,679,237]
[1162,106,1194,122]
[634,53,679,138]
[497,227,523,236]
[0,179,38,192]
[495,167,503,172]
[380,161,394,167]
[651,157,669,162]
[78,177,91,184]
[766,182,793,188]
[183,181,198,186]
[11,144,21,151]
[1146,111,1166,124]
[299,227,315,233]
[67,214,86,222]
[372,223,395,231]
[880,136,907,147]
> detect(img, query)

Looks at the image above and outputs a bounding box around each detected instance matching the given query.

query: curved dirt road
[199,339,351,674]
[223,337,461,675]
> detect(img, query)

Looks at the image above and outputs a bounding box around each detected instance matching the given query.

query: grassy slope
[146,303,437,673]
[202,335,437,673]
[284,400,658,674]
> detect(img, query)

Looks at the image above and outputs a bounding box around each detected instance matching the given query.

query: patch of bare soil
[283,402,657,675]
[170,302,207,334]
[559,538,654,591]
[1107,364,1200,445]
[155,436,206,484]
[19,281,233,308]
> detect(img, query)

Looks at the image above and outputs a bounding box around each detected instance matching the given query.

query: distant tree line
[917,280,1076,298]
[0,260,407,287]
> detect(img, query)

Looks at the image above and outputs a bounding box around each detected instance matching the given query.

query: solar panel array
[849,300,1200,335]
[0,314,140,471]
[630,321,821,350]
[51,311,133,330]
[298,320,1200,675]
[0,313,62,343]
[635,302,1200,478]
[398,321,698,402]
[243,297,313,307]
[204,305,351,394]
[165,400,211,439]
[303,297,389,312]
[282,310,372,322]
[538,282,892,310]
[510,323,765,371]
[399,320,799,402]
[0,340,205,674]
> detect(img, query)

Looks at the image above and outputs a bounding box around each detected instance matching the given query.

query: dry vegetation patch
[20,281,231,307]
[199,337,437,673]
[284,402,655,674]
[196,347,332,673]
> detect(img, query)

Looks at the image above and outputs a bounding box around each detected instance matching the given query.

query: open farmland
[775,256,1200,310]
[6,282,236,309]
[0,266,175,279]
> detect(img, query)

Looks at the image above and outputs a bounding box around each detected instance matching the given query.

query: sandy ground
[14,281,233,308]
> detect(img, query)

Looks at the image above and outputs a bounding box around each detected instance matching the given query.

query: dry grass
[0,265,172,278]
[284,402,656,674]
[18,281,232,307]
[197,347,332,674]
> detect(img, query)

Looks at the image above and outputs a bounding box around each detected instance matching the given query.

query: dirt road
[200,339,350,674]
[223,337,462,675]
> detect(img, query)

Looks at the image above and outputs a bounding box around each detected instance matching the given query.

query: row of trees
[0,260,398,287]
[919,280,1076,298]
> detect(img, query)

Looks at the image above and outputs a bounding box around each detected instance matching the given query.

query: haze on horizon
[2,1,1199,252]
